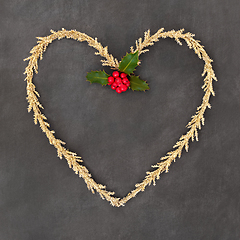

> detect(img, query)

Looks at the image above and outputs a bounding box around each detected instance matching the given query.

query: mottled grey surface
[0,0,240,239]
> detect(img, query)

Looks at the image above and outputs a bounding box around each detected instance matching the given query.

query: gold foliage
[24,28,217,207]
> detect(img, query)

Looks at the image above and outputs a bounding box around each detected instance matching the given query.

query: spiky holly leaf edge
[129,75,149,91]
[118,51,139,75]
[86,70,109,86]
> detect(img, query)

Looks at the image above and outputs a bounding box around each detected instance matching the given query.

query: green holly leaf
[86,70,109,86]
[129,75,149,91]
[119,51,139,75]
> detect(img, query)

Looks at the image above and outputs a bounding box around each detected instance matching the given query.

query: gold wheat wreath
[24,28,217,207]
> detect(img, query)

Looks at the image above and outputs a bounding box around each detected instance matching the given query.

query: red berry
[120,72,127,78]
[116,87,122,94]
[111,84,117,90]
[122,77,129,84]
[112,71,119,78]
[120,84,128,92]
[125,82,130,87]
[115,77,122,84]
[112,82,118,88]
[108,76,114,85]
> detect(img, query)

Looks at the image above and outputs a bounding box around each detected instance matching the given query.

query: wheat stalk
[24,28,217,207]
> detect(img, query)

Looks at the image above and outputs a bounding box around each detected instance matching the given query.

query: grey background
[1,0,240,239]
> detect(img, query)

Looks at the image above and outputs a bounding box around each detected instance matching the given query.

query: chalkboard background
[1,0,239,239]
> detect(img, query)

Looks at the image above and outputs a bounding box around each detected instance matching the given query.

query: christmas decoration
[86,51,149,92]
[24,28,217,207]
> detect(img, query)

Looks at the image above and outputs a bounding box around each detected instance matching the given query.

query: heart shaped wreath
[24,28,217,207]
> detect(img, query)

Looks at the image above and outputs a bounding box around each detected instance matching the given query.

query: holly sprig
[86,51,149,92]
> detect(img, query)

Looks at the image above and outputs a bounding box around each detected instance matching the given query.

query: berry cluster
[108,71,130,93]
